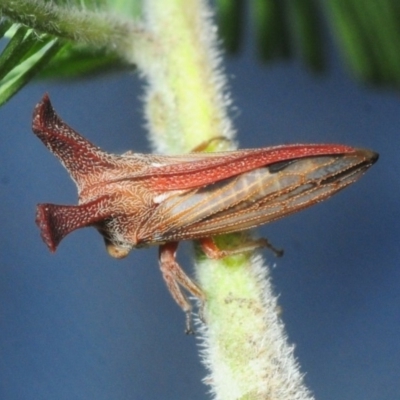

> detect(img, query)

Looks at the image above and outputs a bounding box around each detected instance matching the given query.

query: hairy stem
[135,0,234,153]
[0,0,135,58]
[135,1,314,399]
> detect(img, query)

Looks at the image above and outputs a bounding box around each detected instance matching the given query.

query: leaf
[252,0,292,61]
[0,43,64,107]
[38,44,132,79]
[0,23,64,106]
[216,0,244,53]
[215,0,400,88]
[0,19,130,104]
[288,0,325,72]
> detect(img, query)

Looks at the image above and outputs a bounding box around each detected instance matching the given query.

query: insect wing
[116,144,355,191]
[139,148,377,243]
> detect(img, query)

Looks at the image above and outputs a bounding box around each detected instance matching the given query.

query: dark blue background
[0,40,399,399]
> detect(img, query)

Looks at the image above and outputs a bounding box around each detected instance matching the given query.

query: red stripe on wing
[148,144,355,191]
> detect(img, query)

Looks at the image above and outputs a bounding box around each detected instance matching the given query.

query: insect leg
[159,242,206,334]
[190,136,232,152]
[199,237,284,259]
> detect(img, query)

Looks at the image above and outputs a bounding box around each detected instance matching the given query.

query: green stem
[136,1,314,399]
[138,0,235,153]
[0,0,135,58]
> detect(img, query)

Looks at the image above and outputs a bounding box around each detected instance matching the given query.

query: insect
[33,94,378,332]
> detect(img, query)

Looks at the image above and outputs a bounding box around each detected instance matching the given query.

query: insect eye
[105,240,131,259]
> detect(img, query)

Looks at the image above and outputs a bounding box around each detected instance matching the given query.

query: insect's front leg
[190,136,232,152]
[158,242,206,334]
[199,236,284,259]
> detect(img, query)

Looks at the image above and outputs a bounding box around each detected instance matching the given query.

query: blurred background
[0,1,399,399]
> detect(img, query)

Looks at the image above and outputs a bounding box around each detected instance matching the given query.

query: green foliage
[216,0,244,53]
[38,44,131,79]
[326,0,400,85]
[1,0,400,105]
[216,0,400,83]
[0,0,139,104]
[0,22,64,106]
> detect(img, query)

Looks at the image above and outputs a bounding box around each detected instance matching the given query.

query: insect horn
[36,196,115,252]
[32,94,115,189]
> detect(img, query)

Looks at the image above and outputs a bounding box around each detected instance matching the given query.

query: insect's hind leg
[159,242,206,334]
[199,236,284,259]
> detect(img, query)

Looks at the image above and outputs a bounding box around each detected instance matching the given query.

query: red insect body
[32,94,378,332]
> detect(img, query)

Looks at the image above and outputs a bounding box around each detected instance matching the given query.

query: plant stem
[134,0,234,154]
[135,1,315,399]
[0,0,135,57]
